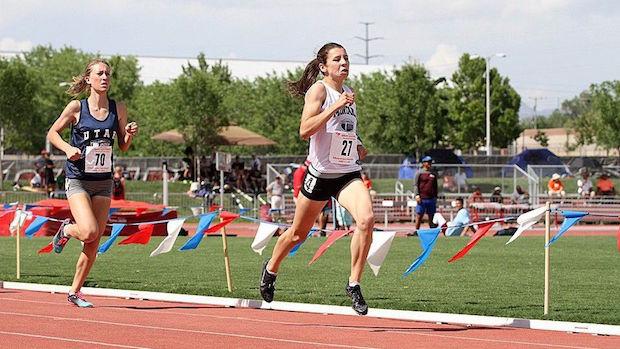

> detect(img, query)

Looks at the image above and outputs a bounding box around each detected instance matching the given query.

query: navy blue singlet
[64,99,119,180]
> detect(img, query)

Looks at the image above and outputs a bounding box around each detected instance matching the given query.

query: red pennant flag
[308,229,351,265]
[38,242,54,254]
[448,222,496,263]
[220,211,240,220]
[119,224,154,245]
[135,207,148,216]
[206,217,236,234]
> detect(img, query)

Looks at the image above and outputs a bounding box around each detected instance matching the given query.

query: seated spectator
[577,168,595,198]
[490,186,503,203]
[445,198,472,237]
[511,185,529,204]
[548,173,566,199]
[468,186,484,205]
[30,172,42,188]
[455,170,468,192]
[442,171,457,192]
[596,173,616,196]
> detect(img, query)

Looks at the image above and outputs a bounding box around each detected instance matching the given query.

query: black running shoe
[346,284,369,315]
[260,260,277,303]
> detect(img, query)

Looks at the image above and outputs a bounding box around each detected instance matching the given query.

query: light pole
[473,53,506,156]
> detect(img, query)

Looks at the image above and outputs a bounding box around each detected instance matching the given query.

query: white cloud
[0,37,33,52]
[425,44,460,79]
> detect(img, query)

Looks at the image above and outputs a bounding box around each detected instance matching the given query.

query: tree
[573,81,620,156]
[448,54,521,152]
[533,130,549,147]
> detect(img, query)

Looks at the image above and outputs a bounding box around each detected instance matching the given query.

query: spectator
[454,170,468,192]
[112,166,126,200]
[181,146,194,181]
[409,155,438,236]
[577,168,595,198]
[43,151,56,197]
[596,173,616,196]
[511,185,529,204]
[251,154,261,173]
[442,170,457,193]
[266,175,285,218]
[34,149,48,181]
[468,186,484,205]
[445,198,472,237]
[548,173,566,199]
[231,155,246,191]
[490,186,503,203]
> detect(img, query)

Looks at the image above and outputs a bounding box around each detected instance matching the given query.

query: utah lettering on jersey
[82,129,117,141]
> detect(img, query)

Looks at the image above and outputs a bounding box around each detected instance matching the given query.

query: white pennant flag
[150,218,186,257]
[251,222,280,255]
[9,209,31,235]
[432,213,447,227]
[506,206,548,244]
[366,231,396,276]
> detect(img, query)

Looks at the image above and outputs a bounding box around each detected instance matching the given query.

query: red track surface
[0,289,617,349]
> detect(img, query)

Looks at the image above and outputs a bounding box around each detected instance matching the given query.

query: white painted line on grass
[2,281,619,336]
[0,330,152,349]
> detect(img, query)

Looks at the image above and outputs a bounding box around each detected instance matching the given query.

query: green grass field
[1,235,618,325]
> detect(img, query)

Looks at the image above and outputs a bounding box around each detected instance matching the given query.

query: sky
[1,0,619,113]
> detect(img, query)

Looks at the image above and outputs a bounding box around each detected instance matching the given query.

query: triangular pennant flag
[367,231,397,276]
[119,224,154,245]
[9,209,30,235]
[403,227,441,277]
[308,229,351,265]
[546,211,588,247]
[108,208,121,217]
[251,222,280,255]
[220,211,240,220]
[150,218,186,257]
[3,203,14,209]
[289,229,316,257]
[161,207,172,216]
[136,207,148,216]
[507,206,548,244]
[97,224,126,253]
[179,212,218,251]
[38,242,54,254]
[25,216,49,238]
[205,217,237,234]
[432,213,447,228]
[448,222,496,263]
[24,204,38,211]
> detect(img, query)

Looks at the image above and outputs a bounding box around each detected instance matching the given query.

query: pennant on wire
[251,222,280,255]
[98,224,126,253]
[38,242,54,254]
[507,206,548,244]
[403,227,441,277]
[308,229,351,265]
[119,224,154,245]
[9,209,30,235]
[150,218,186,257]
[205,217,237,234]
[24,204,38,211]
[547,211,588,247]
[366,231,396,276]
[289,229,316,257]
[179,212,218,251]
[448,222,496,263]
[108,208,121,217]
[432,213,447,228]
[25,216,49,238]
[136,207,147,216]
[220,211,240,220]
[161,207,172,216]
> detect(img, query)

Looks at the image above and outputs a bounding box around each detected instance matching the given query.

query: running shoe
[346,283,369,315]
[52,219,71,254]
[259,260,277,303]
[67,292,93,308]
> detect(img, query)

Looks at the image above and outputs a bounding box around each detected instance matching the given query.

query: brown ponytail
[66,58,111,97]
[287,42,344,97]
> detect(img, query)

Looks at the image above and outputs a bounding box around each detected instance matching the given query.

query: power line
[528,96,547,129]
[354,22,384,65]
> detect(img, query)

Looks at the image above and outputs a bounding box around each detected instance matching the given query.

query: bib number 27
[341,140,353,156]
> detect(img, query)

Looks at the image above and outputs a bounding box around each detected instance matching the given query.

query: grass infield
[1,235,618,325]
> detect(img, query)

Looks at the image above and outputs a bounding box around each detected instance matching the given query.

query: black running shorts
[301,170,361,201]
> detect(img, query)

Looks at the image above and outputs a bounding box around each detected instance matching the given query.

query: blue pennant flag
[403,228,441,277]
[160,207,172,216]
[289,229,316,257]
[3,203,14,209]
[98,224,126,254]
[546,211,588,247]
[179,212,218,251]
[239,208,250,215]
[25,216,49,238]
[108,208,121,217]
[24,204,38,211]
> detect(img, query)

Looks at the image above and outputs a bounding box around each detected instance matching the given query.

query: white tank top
[307,80,362,175]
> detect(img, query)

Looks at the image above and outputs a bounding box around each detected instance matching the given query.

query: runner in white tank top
[260,43,375,316]
[307,80,362,174]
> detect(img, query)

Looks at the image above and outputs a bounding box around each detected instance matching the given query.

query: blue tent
[504,149,570,177]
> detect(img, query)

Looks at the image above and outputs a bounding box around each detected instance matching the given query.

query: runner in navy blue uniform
[47,59,138,307]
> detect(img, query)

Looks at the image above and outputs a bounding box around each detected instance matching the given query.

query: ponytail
[66,58,111,97]
[287,42,344,97]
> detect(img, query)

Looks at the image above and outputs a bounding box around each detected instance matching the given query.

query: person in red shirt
[547,173,565,199]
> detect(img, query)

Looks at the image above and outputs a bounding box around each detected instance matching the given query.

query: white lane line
[0,330,153,349]
[0,297,608,349]
[0,311,379,349]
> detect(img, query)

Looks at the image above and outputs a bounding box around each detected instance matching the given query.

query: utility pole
[354,22,383,64]
[529,96,547,130]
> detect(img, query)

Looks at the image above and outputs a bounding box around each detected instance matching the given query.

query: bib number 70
[95,153,106,166]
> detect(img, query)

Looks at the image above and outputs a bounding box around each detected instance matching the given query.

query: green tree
[574,81,620,155]
[533,130,549,147]
[448,54,521,152]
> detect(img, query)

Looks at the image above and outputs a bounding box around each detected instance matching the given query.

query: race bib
[329,131,358,165]
[85,145,112,173]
